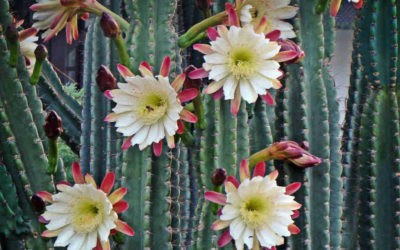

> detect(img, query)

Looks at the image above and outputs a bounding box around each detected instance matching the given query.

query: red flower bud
[211,168,227,186]
[100,12,121,38]
[35,44,48,61]
[278,39,305,64]
[43,110,63,139]
[96,65,117,92]
[184,66,203,90]
[269,141,322,168]
[31,194,46,214]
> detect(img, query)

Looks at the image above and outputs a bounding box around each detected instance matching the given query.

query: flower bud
[100,12,121,38]
[184,66,203,90]
[278,39,305,64]
[5,24,19,43]
[31,194,45,214]
[268,141,321,168]
[43,110,63,139]
[96,65,117,92]
[211,168,227,186]
[35,44,48,61]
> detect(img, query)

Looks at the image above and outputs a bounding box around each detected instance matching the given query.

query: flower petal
[217,229,233,247]
[100,172,115,194]
[204,191,227,205]
[159,56,171,77]
[115,219,135,236]
[72,162,85,184]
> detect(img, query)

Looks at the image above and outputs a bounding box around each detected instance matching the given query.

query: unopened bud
[31,194,45,214]
[211,168,227,186]
[278,39,305,64]
[100,12,120,38]
[184,66,203,90]
[35,44,48,61]
[196,0,213,11]
[96,65,117,92]
[269,141,321,168]
[43,110,63,139]
[5,25,19,43]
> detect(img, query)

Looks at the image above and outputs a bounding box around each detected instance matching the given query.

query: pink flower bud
[269,141,322,168]
[278,39,305,64]
[96,65,117,92]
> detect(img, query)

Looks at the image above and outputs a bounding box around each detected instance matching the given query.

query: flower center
[240,196,271,228]
[72,199,105,233]
[136,93,169,125]
[228,47,257,79]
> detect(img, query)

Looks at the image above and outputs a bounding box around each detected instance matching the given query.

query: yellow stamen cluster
[228,47,257,79]
[240,196,272,228]
[136,93,169,125]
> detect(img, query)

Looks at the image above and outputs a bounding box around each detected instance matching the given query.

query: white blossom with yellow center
[107,75,183,150]
[42,184,117,250]
[221,176,299,249]
[203,25,281,104]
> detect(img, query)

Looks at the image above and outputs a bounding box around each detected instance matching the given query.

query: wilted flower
[30,0,94,44]
[36,162,134,250]
[205,160,301,249]
[105,56,198,156]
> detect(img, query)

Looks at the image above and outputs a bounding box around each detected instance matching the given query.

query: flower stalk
[5,25,19,67]
[30,44,48,85]
[43,110,63,174]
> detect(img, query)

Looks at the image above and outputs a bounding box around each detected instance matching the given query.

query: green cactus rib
[249,99,274,171]
[323,11,335,59]
[80,21,94,174]
[170,148,182,249]
[355,90,377,250]
[218,101,237,176]
[0,37,53,193]
[121,148,151,250]
[178,146,190,247]
[323,67,343,250]
[282,62,310,249]
[149,153,173,249]
[89,19,110,182]
[298,0,331,248]
[195,95,219,249]
[236,102,249,174]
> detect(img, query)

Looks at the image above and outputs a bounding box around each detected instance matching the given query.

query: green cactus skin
[121,148,151,250]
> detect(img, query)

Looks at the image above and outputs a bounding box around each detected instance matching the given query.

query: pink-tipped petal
[212,220,231,230]
[285,182,301,195]
[100,172,115,194]
[188,67,209,79]
[265,30,281,41]
[253,162,266,177]
[193,43,213,54]
[36,191,53,203]
[271,79,283,89]
[57,180,72,186]
[41,229,61,238]
[141,61,152,71]
[104,90,113,100]
[225,3,239,26]
[288,224,301,235]
[18,27,37,41]
[273,51,299,62]
[109,187,128,204]
[226,176,239,188]
[230,90,241,116]
[115,219,135,236]
[207,27,219,41]
[72,162,85,184]
[291,210,300,219]
[84,174,97,188]
[113,200,129,213]
[178,88,199,103]
[260,92,275,106]
[153,141,163,156]
[121,137,133,151]
[330,0,342,16]
[204,191,227,205]
[239,159,250,182]
[80,12,90,21]
[101,240,111,250]
[255,16,268,34]
[268,170,279,180]
[218,229,233,247]
[353,0,363,9]
[177,120,185,134]
[166,135,175,149]
[211,89,224,100]
[117,64,134,78]
[180,109,198,123]
[139,62,153,77]
[38,216,49,224]
[160,56,171,77]
[171,73,186,91]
